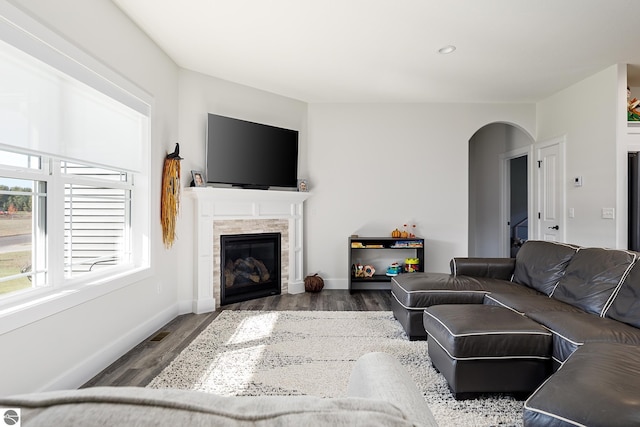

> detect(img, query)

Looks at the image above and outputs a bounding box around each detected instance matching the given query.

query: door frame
[534,136,567,242]
[500,146,534,257]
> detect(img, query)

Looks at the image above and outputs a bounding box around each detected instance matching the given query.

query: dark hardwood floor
[82,290,392,388]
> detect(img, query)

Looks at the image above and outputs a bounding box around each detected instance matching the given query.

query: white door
[536,139,565,241]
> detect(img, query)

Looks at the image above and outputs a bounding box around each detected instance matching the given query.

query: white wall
[305,103,535,287]
[175,69,308,306]
[537,65,619,247]
[0,0,180,395]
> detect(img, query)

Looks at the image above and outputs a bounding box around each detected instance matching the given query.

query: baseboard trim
[322,278,349,290]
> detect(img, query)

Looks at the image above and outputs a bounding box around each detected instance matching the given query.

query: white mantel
[186,187,311,313]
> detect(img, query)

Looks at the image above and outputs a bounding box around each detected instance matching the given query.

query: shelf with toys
[348,233,424,293]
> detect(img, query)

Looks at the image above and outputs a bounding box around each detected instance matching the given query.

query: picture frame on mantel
[191,170,205,187]
[297,179,309,192]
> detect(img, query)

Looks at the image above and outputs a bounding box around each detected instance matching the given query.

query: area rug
[147,310,523,426]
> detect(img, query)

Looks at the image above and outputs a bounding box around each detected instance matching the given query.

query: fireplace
[188,187,310,313]
[220,232,281,305]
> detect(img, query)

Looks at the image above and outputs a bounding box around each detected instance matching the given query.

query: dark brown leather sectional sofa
[391,240,640,426]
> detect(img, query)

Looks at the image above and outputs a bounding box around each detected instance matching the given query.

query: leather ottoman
[423,304,552,399]
[391,272,488,340]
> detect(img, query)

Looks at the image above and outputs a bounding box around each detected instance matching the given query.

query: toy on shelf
[363,265,376,277]
[386,262,402,276]
[404,257,420,273]
[352,263,376,278]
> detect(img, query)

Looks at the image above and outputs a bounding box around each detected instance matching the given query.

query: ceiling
[113,0,640,104]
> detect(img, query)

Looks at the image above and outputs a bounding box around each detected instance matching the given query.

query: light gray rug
[147,310,523,426]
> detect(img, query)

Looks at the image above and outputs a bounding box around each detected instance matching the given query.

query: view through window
[0,151,45,295]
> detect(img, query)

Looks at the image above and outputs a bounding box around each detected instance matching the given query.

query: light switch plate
[602,208,615,219]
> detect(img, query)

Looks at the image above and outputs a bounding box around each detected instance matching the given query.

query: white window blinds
[0,8,149,172]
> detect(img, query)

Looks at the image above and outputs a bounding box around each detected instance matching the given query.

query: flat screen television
[206,113,299,190]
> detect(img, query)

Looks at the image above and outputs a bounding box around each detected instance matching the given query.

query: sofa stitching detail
[548,280,561,297]
[482,295,526,316]
[548,329,584,347]
[428,334,550,361]
[423,310,551,338]
[601,254,638,317]
[392,279,487,295]
[390,291,427,311]
[523,405,586,426]
[523,363,587,427]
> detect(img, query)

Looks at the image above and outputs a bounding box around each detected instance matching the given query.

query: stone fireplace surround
[187,187,311,313]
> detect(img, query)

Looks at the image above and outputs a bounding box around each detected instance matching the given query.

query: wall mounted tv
[206,113,299,190]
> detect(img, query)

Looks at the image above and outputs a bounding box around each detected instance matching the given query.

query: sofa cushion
[606,259,640,328]
[526,310,640,365]
[450,257,515,280]
[391,273,488,309]
[0,387,423,427]
[484,293,583,316]
[391,273,539,310]
[524,342,640,427]
[551,248,637,316]
[512,241,578,295]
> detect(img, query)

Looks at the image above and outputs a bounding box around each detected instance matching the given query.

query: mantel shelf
[186,186,311,203]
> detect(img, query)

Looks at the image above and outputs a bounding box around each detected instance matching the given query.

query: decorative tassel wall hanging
[161,143,183,248]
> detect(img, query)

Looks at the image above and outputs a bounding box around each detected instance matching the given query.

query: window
[0,167,46,296]
[0,150,137,298]
[0,5,150,308]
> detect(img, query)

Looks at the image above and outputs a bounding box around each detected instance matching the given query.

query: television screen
[206,114,299,189]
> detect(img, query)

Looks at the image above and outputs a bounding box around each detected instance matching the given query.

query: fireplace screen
[220,232,281,305]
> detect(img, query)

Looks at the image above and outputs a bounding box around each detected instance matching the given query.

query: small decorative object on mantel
[297,179,309,192]
[191,170,205,187]
[304,273,324,292]
[629,87,640,121]
[161,143,182,248]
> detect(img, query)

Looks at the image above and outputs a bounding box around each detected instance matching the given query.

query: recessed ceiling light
[438,45,456,54]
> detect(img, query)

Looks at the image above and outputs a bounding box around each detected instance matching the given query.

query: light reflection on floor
[195,312,280,394]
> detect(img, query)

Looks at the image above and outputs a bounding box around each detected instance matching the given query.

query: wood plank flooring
[82,290,392,388]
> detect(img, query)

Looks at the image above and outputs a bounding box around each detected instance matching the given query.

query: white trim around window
[0,0,153,334]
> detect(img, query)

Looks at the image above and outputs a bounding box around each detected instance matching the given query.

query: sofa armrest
[450,257,515,280]
[347,352,438,427]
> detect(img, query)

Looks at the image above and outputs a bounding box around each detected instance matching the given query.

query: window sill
[0,266,151,335]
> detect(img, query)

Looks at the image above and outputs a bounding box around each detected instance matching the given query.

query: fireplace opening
[220,232,281,305]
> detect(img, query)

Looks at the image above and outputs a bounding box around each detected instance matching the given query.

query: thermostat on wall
[574,176,583,187]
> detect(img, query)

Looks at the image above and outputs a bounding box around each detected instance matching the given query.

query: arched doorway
[468,122,535,257]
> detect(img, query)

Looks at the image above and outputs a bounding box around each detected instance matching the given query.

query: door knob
[548,225,559,230]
